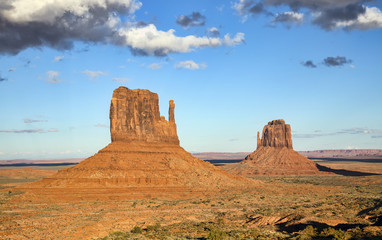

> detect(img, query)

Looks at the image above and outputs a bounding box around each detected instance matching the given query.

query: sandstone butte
[16,87,254,202]
[237,119,325,176]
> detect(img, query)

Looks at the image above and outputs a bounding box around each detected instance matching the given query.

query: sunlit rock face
[240,119,322,176]
[110,87,179,144]
[18,86,254,202]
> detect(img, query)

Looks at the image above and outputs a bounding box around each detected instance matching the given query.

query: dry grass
[0,160,381,239]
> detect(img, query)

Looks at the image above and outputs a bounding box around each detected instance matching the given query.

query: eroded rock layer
[237,119,323,176]
[18,87,253,201]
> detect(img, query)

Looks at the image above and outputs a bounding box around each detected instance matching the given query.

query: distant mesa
[227,119,326,176]
[17,86,253,201]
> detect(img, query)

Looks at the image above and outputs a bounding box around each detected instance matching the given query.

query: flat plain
[0,159,381,239]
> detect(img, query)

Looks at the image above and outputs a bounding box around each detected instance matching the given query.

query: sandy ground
[0,160,381,239]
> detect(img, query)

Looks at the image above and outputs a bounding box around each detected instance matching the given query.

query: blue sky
[0,0,382,160]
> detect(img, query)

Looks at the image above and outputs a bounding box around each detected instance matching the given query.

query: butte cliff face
[19,86,252,201]
[258,119,292,149]
[110,87,178,144]
[236,119,323,176]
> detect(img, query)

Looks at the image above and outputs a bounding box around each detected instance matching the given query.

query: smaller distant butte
[226,119,327,176]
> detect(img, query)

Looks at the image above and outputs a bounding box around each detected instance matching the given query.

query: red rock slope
[231,120,325,176]
[17,87,253,201]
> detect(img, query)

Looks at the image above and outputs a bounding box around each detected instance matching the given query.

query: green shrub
[146,223,161,232]
[206,227,228,240]
[130,226,142,234]
[296,225,318,240]
[320,227,351,240]
[106,231,130,240]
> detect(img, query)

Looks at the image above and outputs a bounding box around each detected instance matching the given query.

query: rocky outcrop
[19,87,254,201]
[110,87,178,144]
[259,119,292,149]
[233,119,324,176]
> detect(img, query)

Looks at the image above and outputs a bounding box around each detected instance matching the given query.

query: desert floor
[0,159,381,239]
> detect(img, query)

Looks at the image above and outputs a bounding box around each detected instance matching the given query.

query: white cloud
[54,56,64,62]
[112,77,130,83]
[48,128,59,132]
[222,33,245,46]
[1,0,246,56]
[8,68,16,72]
[23,118,47,123]
[1,0,142,23]
[95,124,108,128]
[147,63,162,69]
[117,24,245,56]
[45,71,60,83]
[0,128,44,133]
[82,70,107,79]
[207,27,220,37]
[272,12,304,25]
[175,60,207,70]
[333,6,382,30]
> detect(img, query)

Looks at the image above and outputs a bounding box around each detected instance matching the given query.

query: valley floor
[0,160,381,239]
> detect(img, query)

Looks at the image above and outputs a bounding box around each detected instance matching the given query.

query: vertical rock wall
[259,119,293,149]
[110,86,179,144]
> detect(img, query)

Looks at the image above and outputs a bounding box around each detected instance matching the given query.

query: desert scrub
[206,227,228,240]
[131,226,143,234]
[96,231,131,240]
[320,227,351,240]
[146,223,161,232]
[293,225,318,240]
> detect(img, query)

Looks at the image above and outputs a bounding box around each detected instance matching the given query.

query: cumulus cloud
[176,12,206,27]
[112,77,130,83]
[323,56,352,67]
[301,60,317,68]
[118,24,245,56]
[45,71,60,83]
[264,0,361,11]
[23,118,47,123]
[234,0,265,16]
[0,0,244,56]
[233,0,382,31]
[326,6,382,31]
[312,4,366,30]
[272,11,304,26]
[0,0,142,55]
[175,60,207,70]
[82,70,107,79]
[207,27,220,37]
